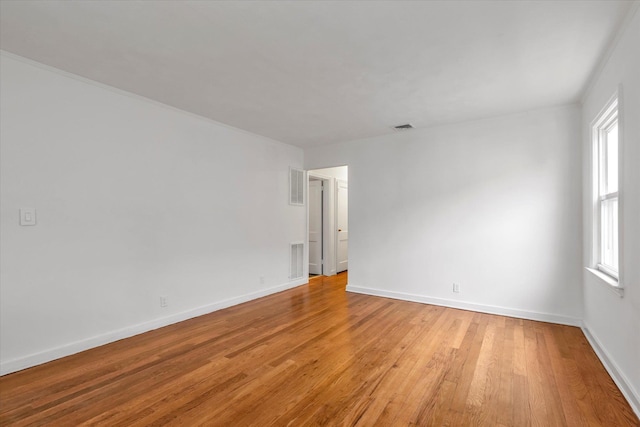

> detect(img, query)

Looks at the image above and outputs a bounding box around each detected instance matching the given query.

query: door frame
[335,178,348,273]
[307,172,336,277]
[308,177,323,275]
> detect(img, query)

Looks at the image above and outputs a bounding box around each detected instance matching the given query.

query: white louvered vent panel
[290,242,304,280]
[289,168,305,206]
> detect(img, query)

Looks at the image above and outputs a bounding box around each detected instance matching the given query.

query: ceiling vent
[392,123,415,131]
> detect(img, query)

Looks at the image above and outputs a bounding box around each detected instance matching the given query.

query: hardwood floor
[1,273,638,426]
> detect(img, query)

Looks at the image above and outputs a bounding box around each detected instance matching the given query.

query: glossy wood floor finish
[1,273,638,426]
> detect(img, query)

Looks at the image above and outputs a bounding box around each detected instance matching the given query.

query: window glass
[600,198,618,270]
[606,123,618,193]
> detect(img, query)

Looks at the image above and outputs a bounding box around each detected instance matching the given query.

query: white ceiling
[0,1,633,147]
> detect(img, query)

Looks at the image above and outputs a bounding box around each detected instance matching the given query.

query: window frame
[597,110,618,278]
[589,90,623,292]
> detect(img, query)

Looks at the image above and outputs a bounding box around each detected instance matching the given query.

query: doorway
[309,178,323,275]
[308,166,348,277]
[336,178,348,273]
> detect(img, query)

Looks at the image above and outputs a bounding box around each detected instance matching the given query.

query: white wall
[581,7,640,414]
[310,166,348,182]
[305,104,583,325]
[0,53,306,374]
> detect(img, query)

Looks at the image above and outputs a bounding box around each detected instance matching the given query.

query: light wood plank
[1,273,638,426]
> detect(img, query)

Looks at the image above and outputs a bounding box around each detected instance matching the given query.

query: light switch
[20,208,36,226]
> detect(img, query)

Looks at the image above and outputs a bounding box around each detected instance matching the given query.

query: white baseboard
[345,285,582,326]
[0,278,308,376]
[582,323,640,419]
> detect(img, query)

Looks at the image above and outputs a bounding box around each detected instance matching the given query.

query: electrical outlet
[453,283,460,293]
[160,296,168,308]
[20,208,37,226]
[259,276,265,285]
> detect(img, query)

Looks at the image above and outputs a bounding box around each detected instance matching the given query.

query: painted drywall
[305,104,583,325]
[581,7,640,413]
[0,53,306,374]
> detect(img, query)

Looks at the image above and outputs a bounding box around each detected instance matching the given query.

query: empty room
[0,1,639,425]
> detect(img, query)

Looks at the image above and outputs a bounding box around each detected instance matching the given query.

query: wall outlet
[19,208,37,226]
[259,276,265,285]
[452,283,460,293]
[160,296,168,308]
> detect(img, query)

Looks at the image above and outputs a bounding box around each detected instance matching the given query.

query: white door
[309,180,323,275]
[336,179,348,273]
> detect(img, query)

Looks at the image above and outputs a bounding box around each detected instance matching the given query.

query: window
[592,95,619,282]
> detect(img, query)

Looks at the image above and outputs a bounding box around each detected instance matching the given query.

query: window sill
[585,267,624,297]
